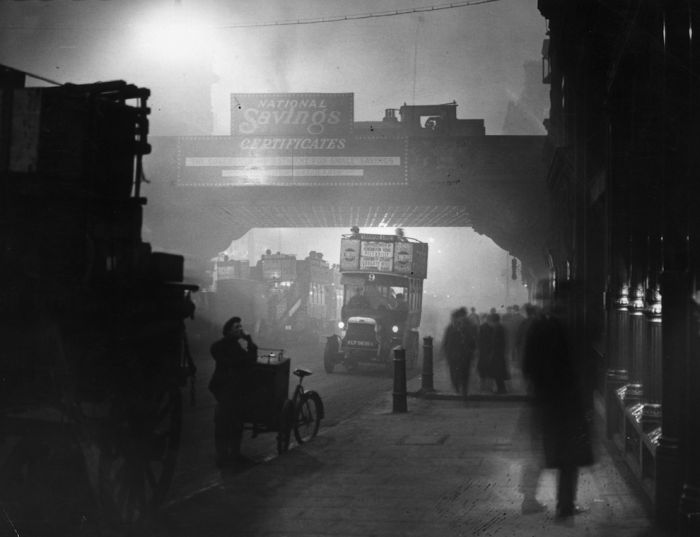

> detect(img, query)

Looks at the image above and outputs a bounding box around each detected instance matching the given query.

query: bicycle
[242,351,324,455]
[287,368,325,445]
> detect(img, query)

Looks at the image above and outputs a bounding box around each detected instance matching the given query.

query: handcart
[240,348,295,454]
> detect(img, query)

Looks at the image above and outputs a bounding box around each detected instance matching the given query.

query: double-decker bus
[323,228,428,373]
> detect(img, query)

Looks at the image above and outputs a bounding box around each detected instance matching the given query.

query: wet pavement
[128,358,671,537]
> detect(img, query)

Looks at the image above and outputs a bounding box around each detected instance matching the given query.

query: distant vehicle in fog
[201,250,341,346]
[256,250,342,344]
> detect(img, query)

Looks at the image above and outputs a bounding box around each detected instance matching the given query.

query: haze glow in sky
[0,0,546,134]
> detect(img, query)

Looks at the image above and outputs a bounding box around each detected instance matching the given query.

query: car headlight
[391,325,399,334]
[338,321,345,329]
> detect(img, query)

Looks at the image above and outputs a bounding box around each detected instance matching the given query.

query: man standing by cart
[209,316,258,468]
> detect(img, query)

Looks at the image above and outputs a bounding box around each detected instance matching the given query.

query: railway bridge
[142,98,549,284]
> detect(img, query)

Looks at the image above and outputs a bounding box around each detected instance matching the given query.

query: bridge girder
[143,135,550,282]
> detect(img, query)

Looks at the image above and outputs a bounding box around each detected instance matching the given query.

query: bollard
[421,336,434,393]
[393,347,408,413]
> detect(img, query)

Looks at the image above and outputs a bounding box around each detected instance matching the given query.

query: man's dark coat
[523,314,593,468]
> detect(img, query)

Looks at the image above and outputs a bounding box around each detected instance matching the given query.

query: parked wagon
[0,66,198,532]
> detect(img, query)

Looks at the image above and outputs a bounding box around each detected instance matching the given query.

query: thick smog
[0,1,694,536]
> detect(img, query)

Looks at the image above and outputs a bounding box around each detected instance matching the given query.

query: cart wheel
[277,400,294,455]
[93,386,183,524]
[293,392,322,444]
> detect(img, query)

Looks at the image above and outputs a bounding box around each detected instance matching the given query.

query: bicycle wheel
[293,392,322,444]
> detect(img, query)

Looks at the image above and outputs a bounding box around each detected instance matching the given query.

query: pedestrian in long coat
[477,313,493,391]
[454,307,477,399]
[522,285,594,519]
[487,313,509,394]
[442,309,466,395]
[515,303,538,371]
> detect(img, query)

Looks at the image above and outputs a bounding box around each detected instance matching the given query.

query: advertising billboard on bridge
[177,135,407,187]
[177,92,406,187]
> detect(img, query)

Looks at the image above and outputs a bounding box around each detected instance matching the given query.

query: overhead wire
[217,0,501,29]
